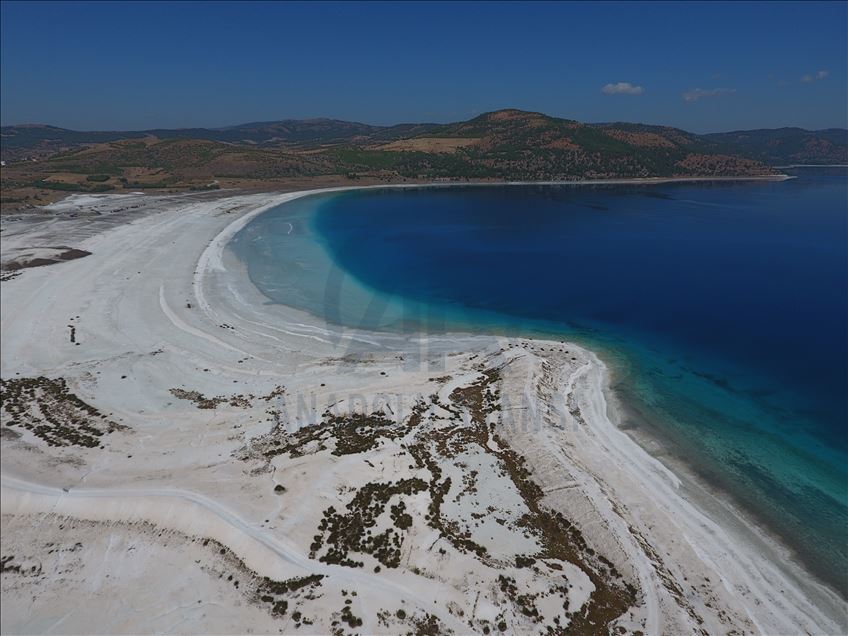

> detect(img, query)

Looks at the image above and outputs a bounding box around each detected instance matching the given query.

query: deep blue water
[233,170,848,594]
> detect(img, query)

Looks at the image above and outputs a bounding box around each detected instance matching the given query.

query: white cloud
[801,69,829,83]
[682,87,736,102]
[601,82,644,95]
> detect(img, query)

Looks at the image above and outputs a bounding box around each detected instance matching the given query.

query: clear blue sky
[1,1,846,132]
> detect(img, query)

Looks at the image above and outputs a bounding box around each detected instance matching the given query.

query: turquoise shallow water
[230,171,848,595]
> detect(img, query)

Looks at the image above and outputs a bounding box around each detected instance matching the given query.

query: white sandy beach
[1,186,844,635]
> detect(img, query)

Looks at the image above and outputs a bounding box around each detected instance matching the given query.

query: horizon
[3,107,848,135]
[2,1,846,133]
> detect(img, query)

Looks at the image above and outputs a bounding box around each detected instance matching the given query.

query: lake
[230,169,848,594]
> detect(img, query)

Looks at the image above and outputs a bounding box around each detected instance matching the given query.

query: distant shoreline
[0,173,795,218]
[774,164,848,168]
[224,172,796,198]
[493,174,793,185]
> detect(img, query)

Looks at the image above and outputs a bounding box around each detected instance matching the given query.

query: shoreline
[600,354,845,599]
[0,172,793,220]
[232,183,846,599]
[773,164,848,168]
[1,186,844,634]
[171,177,848,614]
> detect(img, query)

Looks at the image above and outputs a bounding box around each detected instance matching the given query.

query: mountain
[350,110,769,180]
[3,111,844,165]
[2,110,845,211]
[701,128,848,165]
[0,119,386,161]
[1,125,139,160]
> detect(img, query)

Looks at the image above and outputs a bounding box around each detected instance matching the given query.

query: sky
[1,1,846,133]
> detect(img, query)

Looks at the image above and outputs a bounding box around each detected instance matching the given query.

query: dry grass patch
[376,137,480,153]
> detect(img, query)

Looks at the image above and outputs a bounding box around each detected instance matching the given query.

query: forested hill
[2,110,845,210]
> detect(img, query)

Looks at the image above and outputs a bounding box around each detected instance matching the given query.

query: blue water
[232,170,848,594]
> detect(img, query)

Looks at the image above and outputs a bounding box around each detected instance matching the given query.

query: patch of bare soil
[376,138,480,153]
[1,246,91,271]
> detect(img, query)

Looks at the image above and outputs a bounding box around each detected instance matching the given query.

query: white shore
[1,187,844,634]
